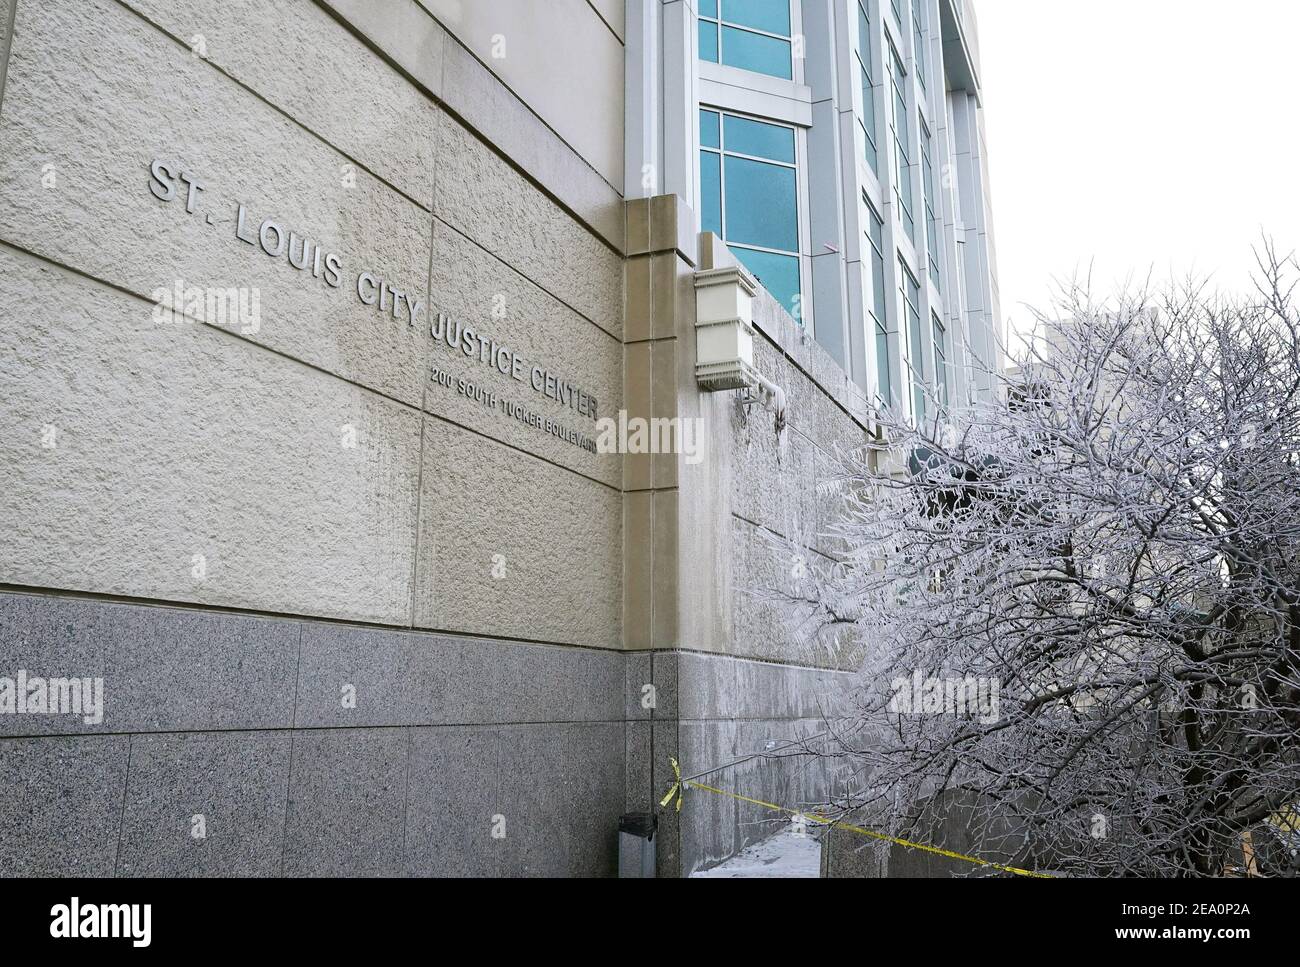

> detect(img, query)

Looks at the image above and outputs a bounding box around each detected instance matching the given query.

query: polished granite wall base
[0,590,848,877]
[624,649,851,877]
[0,590,626,877]
[0,590,849,877]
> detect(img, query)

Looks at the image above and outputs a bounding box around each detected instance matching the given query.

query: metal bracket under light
[737,372,787,437]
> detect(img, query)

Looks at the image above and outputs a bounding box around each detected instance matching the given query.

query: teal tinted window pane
[875,326,892,402]
[699,20,719,61]
[731,246,801,319]
[909,321,923,366]
[891,45,907,81]
[872,248,887,321]
[700,151,722,236]
[914,20,926,89]
[860,68,877,171]
[857,2,872,77]
[700,109,721,149]
[902,261,920,310]
[890,0,902,24]
[862,123,878,173]
[860,67,872,128]
[723,155,797,251]
[722,114,794,163]
[868,206,884,251]
[933,317,948,405]
[700,0,718,17]
[722,0,790,36]
[721,26,792,79]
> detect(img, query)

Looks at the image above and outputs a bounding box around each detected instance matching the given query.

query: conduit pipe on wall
[749,369,787,436]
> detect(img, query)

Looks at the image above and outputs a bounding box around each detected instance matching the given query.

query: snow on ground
[690,826,823,878]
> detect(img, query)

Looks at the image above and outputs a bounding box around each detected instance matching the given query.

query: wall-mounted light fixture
[693,264,758,392]
[693,263,787,435]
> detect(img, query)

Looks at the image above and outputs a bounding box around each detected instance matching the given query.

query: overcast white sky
[978,0,1300,338]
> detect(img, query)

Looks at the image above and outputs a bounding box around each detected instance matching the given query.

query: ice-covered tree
[790,250,1300,877]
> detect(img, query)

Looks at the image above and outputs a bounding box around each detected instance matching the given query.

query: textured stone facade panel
[297,622,625,727]
[425,220,621,487]
[0,0,435,407]
[0,251,422,624]
[419,0,625,193]
[124,0,439,208]
[0,735,130,877]
[413,420,621,649]
[116,730,292,877]
[404,726,500,876]
[435,111,622,334]
[729,339,819,540]
[438,32,624,250]
[497,722,624,876]
[0,593,299,736]
[282,727,409,877]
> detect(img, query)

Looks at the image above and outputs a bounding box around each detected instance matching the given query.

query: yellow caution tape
[659,757,1053,879]
[659,757,685,812]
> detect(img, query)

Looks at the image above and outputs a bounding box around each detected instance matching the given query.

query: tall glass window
[865,196,890,405]
[912,0,927,92]
[899,257,924,420]
[921,119,940,290]
[700,108,802,320]
[855,1,878,175]
[698,0,793,81]
[931,310,949,408]
[887,41,914,244]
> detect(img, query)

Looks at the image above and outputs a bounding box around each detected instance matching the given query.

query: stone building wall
[0,0,864,876]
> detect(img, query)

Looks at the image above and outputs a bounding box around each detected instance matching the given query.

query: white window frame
[698,105,810,328]
[698,0,806,87]
[693,1,813,332]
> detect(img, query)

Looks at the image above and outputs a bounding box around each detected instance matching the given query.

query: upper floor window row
[912,0,927,92]
[856,0,878,175]
[700,108,802,321]
[699,0,794,81]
